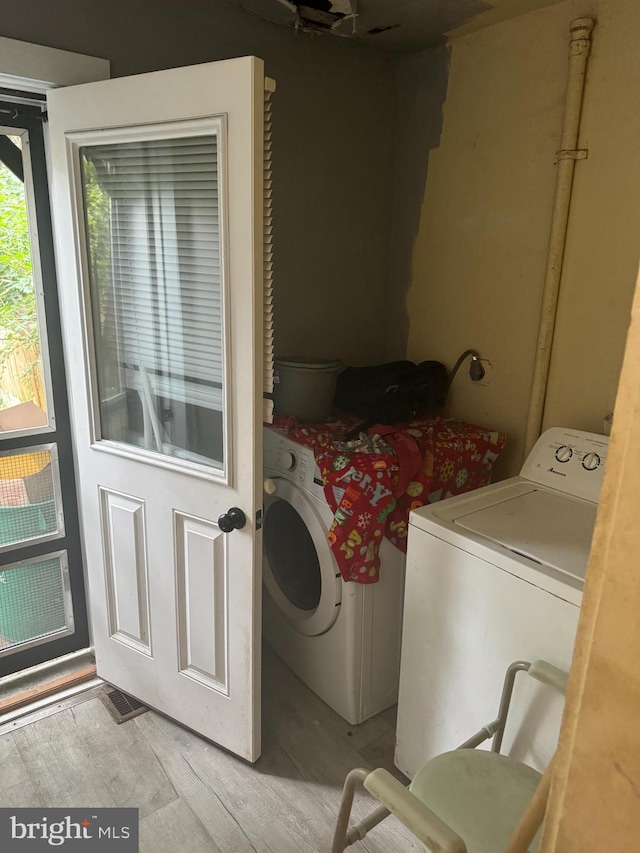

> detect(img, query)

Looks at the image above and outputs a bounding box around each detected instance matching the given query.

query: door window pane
[0,552,72,654]
[0,446,63,549]
[80,134,225,470]
[0,131,51,431]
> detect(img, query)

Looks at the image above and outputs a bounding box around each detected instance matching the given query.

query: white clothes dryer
[395,427,608,778]
[263,428,405,725]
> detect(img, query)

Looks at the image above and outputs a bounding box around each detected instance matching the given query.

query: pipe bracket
[556,148,588,162]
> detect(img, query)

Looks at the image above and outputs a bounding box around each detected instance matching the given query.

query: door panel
[175,513,228,692]
[99,488,151,654]
[47,58,266,761]
[0,104,88,675]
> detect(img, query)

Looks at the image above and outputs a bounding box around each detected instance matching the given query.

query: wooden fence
[0,343,45,411]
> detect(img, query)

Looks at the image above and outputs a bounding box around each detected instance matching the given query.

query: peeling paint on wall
[274,0,359,36]
[231,0,495,50]
[385,41,451,359]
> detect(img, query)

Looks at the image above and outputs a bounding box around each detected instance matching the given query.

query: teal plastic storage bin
[0,500,57,548]
[0,502,65,645]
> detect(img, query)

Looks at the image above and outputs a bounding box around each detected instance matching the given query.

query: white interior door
[47,57,267,761]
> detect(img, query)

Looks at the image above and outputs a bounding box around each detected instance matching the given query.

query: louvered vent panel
[263,87,275,424]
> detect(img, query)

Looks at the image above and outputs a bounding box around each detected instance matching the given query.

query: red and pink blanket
[270,414,507,584]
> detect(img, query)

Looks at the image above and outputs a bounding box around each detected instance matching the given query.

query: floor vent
[100,686,148,724]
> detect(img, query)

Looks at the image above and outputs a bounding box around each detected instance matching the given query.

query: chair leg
[491,661,530,753]
[332,768,369,853]
[345,804,392,847]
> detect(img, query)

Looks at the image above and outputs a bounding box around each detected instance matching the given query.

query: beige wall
[405,0,640,478]
[0,0,396,366]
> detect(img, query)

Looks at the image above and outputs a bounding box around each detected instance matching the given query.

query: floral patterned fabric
[270,414,507,584]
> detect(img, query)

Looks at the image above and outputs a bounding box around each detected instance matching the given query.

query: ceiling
[227,0,566,51]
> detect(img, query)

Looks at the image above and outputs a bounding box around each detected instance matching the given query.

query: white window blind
[82,134,223,413]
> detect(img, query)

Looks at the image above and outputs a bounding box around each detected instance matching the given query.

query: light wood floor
[0,646,420,852]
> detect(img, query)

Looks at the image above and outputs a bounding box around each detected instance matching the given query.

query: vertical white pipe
[523,17,595,457]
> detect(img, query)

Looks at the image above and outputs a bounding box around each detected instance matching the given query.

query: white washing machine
[395,427,608,778]
[263,428,405,725]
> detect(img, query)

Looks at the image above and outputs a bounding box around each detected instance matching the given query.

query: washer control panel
[263,429,319,492]
[520,427,609,503]
[279,450,297,472]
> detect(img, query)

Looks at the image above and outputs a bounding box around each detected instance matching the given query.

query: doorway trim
[0,37,109,92]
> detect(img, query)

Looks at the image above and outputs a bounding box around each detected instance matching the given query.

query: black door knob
[218,507,247,533]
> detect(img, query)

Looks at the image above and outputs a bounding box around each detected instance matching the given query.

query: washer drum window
[262,478,342,637]
[264,499,321,611]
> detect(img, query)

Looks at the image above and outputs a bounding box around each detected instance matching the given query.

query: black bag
[334,360,448,426]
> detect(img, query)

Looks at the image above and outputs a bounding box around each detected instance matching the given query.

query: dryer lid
[455,488,597,581]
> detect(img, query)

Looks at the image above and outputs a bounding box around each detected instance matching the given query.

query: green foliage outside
[0,146,39,407]
[81,155,117,396]
[0,144,114,412]
[82,156,112,317]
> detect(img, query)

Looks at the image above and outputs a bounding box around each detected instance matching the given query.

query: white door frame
[0,37,109,93]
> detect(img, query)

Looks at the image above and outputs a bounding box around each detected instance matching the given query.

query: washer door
[263,478,341,636]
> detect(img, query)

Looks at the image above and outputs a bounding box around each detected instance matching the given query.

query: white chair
[332,660,568,853]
